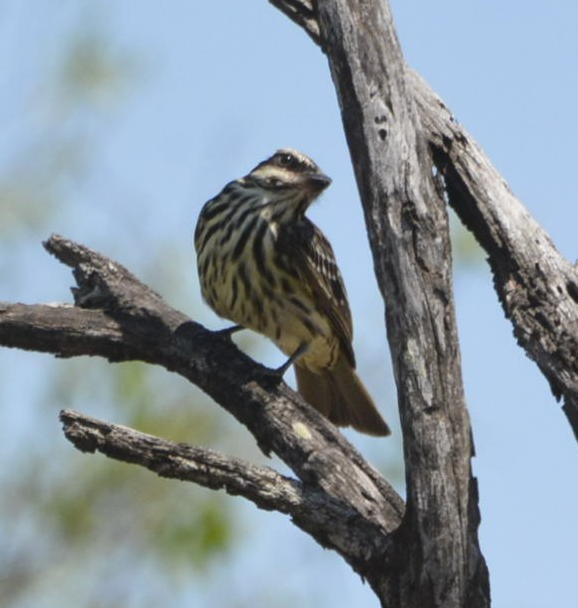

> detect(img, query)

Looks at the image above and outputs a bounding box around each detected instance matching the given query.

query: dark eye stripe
[274,151,316,173]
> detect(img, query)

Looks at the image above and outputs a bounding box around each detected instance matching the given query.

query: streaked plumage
[194,149,390,436]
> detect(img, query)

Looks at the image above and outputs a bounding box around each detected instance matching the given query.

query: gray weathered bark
[269,1,576,605]
[1,1,575,607]
[411,72,578,435]
[270,0,578,437]
[0,235,405,583]
[313,1,488,606]
[60,409,391,557]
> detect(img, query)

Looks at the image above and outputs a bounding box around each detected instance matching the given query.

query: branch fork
[0,234,403,585]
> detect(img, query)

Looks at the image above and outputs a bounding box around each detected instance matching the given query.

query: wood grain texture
[410,71,578,436]
[59,408,389,559]
[313,1,488,605]
[0,234,404,583]
[271,0,578,436]
[270,2,576,605]
[1,2,575,606]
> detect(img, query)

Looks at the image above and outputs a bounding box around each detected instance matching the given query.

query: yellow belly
[205,265,338,372]
[198,227,340,374]
[272,310,339,373]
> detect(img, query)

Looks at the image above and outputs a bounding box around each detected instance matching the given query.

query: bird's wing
[278,219,355,367]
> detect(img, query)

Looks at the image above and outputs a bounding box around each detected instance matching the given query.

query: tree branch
[0,302,130,358]
[313,1,487,606]
[269,0,578,437]
[4,3,573,605]
[0,234,404,584]
[60,409,388,560]
[409,71,578,438]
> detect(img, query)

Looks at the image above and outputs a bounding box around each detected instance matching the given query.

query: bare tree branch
[311,2,487,606]
[410,72,578,437]
[61,409,305,507]
[3,3,573,607]
[269,0,578,438]
[60,409,389,561]
[0,234,404,585]
[0,302,129,358]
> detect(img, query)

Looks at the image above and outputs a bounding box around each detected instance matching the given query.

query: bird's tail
[294,356,390,436]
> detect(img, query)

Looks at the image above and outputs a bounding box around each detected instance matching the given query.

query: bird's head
[243,149,331,214]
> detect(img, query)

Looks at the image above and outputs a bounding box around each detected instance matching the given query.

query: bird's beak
[304,172,332,195]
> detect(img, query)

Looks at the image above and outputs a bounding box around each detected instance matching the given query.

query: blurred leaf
[58,33,134,107]
[157,496,235,570]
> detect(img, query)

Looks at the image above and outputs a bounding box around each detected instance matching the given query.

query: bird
[194,148,390,436]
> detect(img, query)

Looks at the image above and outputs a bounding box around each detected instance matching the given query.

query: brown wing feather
[278,219,355,367]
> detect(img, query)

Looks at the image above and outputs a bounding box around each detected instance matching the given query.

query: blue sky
[1,2,576,607]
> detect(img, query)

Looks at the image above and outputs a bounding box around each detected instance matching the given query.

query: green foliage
[157,495,234,570]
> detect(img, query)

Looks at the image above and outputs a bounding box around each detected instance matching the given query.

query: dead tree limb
[270,0,578,438]
[60,408,389,560]
[410,72,578,437]
[310,1,488,606]
[0,234,404,587]
[1,1,574,607]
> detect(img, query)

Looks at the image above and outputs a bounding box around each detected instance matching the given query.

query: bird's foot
[271,342,309,377]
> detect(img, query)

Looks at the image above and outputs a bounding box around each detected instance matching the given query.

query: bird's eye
[277,153,296,168]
